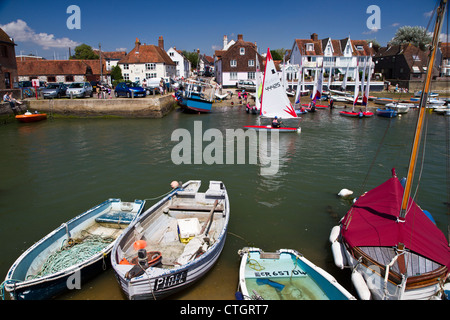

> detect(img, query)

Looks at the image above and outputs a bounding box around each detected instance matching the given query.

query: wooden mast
[399,0,448,220]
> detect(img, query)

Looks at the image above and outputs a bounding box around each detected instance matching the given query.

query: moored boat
[175,80,214,113]
[236,247,356,300]
[15,111,47,123]
[111,180,230,300]
[376,107,397,118]
[374,97,393,105]
[385,102,410,114]
[2,198,145,300]
[339,110,374,118]
[329,0,450,300]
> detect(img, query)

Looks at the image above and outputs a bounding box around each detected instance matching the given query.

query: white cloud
[424,10,433,18]
[116,47,127,52]
[391,23,400,27]
[0,19,80,49]
[363,28,379,35]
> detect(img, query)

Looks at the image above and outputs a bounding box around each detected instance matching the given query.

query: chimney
[158,36,164,50]
[311,33,318,41]
[223,35,228,49]
[237,34,243,41]
[135,37,140,53]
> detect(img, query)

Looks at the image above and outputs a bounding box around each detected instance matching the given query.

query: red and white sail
[260,48,297,119]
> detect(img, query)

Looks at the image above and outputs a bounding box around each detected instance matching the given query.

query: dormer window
[356,45,364,51]
[240,48,245,55]
[306,43,314,51]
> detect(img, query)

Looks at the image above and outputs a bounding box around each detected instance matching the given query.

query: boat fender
[351,271,371,300]
[329,225,341,243]
[338,188,353,198]
[331,241,345,269]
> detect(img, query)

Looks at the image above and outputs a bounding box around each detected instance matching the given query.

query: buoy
[338,188,353,197]
[351,271,371,300]
[331,241,345,269]
[329,225,341,243]
[133,240,147,251]
[170,180,180,189]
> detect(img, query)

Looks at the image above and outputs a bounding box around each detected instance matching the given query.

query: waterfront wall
[1,95,177,118]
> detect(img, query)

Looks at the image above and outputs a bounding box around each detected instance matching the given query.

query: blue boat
[236,247,356,300]
[376,107,397,118]
[2,198,145,300]
[176,80,214,113]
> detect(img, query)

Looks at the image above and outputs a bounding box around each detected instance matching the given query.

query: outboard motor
[137,249,148,268]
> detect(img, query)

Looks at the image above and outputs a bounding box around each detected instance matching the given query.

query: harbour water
[0,105,448,300]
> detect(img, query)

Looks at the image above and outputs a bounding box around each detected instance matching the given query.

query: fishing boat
[236,247,356,300]
[2,198,145,300]
[385,102,410,114]
[175,80,214,113]
[252,48,301,130]
[111,180,230,300]
[376,107,398,118]
[15,111,47,123]
[329,0,450,300]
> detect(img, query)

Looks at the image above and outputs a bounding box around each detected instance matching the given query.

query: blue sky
[0,0,445,59]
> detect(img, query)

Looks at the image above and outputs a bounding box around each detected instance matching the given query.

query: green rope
[27,234,114,280]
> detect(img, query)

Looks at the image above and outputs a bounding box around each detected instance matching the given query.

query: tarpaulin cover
[341,176,450,269]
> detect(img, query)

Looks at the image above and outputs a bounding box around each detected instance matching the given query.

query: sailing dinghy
[245,48,300,132]
[236,247,355,300]
[330,0,450,300]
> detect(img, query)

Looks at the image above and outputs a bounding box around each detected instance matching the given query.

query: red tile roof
[17,59,108,76]
[119,42,175,65]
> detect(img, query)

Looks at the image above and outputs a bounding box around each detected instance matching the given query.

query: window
[123,64,129,70]
[230,72,237,80]
[230,60,237,67]
[306,43,314,51]
[124,73,129,80]
[47,76,56,82]
[169,52,174,57]
[146,63,156,70]
[413,55,420,61]
[356,45,364,51]
[240,48,245,55]
[248,72,255,80]
[65,75,74,82]
[248,59,255,67]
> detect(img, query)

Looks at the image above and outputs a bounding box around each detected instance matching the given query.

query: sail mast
[400,0,448,219]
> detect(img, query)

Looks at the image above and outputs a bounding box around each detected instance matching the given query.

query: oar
[201,199,219,237]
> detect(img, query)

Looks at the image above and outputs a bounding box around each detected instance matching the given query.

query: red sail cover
[341,177,450,269]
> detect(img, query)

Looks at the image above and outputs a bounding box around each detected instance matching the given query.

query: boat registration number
[252,269,307,278]
[154,270,188,291]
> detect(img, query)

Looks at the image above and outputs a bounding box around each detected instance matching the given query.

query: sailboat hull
[243,125,300,133]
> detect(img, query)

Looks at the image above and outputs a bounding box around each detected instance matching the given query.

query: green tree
[70,44,99,60]
[110,65,122,81]
[365,38,381,51]
[270,49,287,60]
[182,50,199,71]
[389,26,432,50]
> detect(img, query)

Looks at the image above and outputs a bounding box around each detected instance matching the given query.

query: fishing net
[27,232,114,280]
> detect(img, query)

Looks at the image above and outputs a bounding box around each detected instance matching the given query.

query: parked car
[114,82,146,98]
[42,83,68,99]
[66,82,93,98]
[236,80,256,91]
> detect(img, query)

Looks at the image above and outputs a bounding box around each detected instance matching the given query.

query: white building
[118,37,176,83]
[166,47,191,79]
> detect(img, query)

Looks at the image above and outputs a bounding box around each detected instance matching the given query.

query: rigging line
[446,0,450,246]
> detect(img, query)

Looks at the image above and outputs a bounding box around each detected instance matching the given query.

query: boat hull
[15,114,47,123]
[237,248,355,300]
[339,111,374,118]
[3,199,145,300]
[244,125,300,132]
[376,108,397,118]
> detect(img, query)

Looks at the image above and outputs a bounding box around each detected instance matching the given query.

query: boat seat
[95,210,135,227]
[168,204,223,212]
[205,181,225,198]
